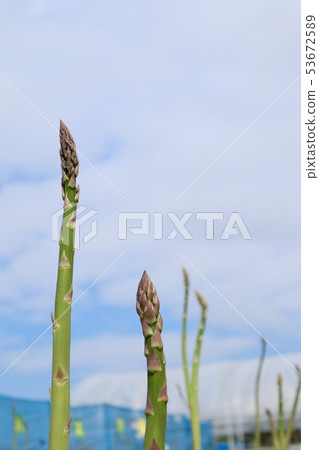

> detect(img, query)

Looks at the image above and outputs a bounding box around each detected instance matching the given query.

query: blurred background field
[1,352,300,449]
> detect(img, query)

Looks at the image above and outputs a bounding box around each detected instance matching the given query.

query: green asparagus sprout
[192,291,208,449]
[181,268,208,450]
[285,366,301,446]
[266,367,301,450]
[136,271,168,450]
[181,269,192,425]
[254,337,266,449]
[266,409,280,450]
[49,120,79,450]
[277,374,285,448]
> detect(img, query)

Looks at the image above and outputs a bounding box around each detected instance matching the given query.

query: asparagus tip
[195,290,208,311]
[277,373,283,385]
[136,271,159,323]
[59,120,79,199]
[182,267,189,287]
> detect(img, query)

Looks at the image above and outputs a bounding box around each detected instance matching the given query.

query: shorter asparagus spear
[266,367,301,450]
[285,366,301,445]
[254,337,266,450]
[136,271,168,450]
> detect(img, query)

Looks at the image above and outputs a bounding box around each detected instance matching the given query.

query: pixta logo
[118,212,251,240]
[52,205,98,249]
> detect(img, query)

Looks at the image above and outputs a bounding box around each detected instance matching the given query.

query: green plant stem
[277,374,285,449]
[181,269,208,450]
[254,337,266,450]
[181,270,193,418]
[49,121,79,450]
[190,291,207,450]
[266,367,301,450]
[136,271,168,450]
[285,366,301,446]
[266,409,280,450]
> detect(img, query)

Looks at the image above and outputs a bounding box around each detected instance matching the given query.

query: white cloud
[1,330,256,376]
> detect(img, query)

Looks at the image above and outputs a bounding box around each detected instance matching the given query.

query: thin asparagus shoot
[181,268,208,450]
[277,373,285,448]
[49,120,79,450]
[181,269,192,425]
[254,337,266,449]
[191,290,208,450]
[136,271,168,450]
[266,367,301,450]
[266,409,280,450]
[285,366,301,445]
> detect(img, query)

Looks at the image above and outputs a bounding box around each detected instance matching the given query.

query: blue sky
[0,0,300,401]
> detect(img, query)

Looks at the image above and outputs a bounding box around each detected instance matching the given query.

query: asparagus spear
[49,120,79,450]
[254,337,266,449]
[266,367,301,450]
[277,374,285,448]
[181,269,208,450]
[191,291,207,449]
[181,269,193,430]
[266,409,280,450]
[285,366,301,445]
[136,271,168,450]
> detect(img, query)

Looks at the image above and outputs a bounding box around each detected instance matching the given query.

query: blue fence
[0,395,216,449]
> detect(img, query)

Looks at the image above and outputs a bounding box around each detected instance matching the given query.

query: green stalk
[277,374,285,448]
[285,366,301,446]
[181,269,208,450]
[191,291,208,450]
[181,269,192,419]
[253,337,266,450]
[266,368,301,450]
[136,271,168,450]
[266,409,280,450]
[49,120,79,450]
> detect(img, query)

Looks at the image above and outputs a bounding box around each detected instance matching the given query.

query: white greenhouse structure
[72,352,301,439]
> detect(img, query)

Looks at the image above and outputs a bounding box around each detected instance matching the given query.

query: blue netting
[0,395,216,449]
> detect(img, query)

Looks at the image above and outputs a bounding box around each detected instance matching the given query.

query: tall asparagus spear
[254,337,266,449]
[136,271,168,450]
[49,120,79,450]
[182,269,208,450]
